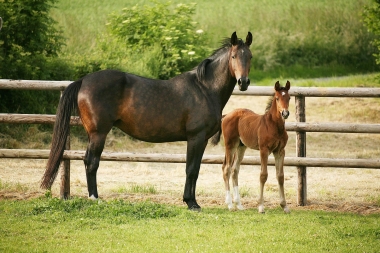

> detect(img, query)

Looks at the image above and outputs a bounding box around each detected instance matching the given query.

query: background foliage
[363,0,380,65]
[0,0,69,115]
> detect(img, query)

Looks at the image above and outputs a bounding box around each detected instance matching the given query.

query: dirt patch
[1,159,379,215]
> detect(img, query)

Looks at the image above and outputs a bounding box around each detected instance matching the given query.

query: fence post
[295,95,307,206]
[59,91,70,199]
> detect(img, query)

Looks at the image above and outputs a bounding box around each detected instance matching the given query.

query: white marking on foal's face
[281,91,286,96]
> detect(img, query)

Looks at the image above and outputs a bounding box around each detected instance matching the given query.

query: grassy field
[0,1,379,251]
[50,0,376,79]
[1,197,379,252]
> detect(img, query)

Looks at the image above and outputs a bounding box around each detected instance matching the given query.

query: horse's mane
[265,87,288,113]
[196,38,246,83]
[265,97,274,113]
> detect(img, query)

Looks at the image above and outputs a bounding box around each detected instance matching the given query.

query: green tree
[363,0,380,65]
[0,0,67,114]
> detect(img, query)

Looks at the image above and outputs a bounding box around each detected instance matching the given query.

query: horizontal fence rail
[2,79,380,97]
[1,79,379,204]
[0,113,379,133]
[0,149,379,169]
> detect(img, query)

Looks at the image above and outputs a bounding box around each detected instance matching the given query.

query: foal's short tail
[210,115,226,146]
[40,79,83,189]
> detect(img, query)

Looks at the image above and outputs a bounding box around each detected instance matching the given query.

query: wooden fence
[1,79,380,205]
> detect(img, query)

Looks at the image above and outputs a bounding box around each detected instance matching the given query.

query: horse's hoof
[88,195,98,200]
[258,206,265,214]
[283,206,291,214]
[188,205,202,212]
[236,204,245,211]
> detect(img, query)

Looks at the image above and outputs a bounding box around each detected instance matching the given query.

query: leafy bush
[0,0,65,79]
[103,1,210,79]
[363,0,380,65]
[0,0,71,116]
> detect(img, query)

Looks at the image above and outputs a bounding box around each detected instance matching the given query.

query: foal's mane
[196,38,246,83]
[265,87,288,113]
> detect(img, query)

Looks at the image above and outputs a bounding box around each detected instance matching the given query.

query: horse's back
[77,69,217,142]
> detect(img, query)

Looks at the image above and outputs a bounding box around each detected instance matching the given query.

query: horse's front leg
[258,149,269,213]
[231,146,247,210]
[222,153,233,210]
[274,149,290,213]
[183,132,207,211]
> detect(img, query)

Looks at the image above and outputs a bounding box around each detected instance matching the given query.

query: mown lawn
[1,197,379,252]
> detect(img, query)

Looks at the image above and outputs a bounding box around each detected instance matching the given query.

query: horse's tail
[40,79,83,189]
[210,115,226,146]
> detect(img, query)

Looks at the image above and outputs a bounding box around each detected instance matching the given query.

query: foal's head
[228,32,253,91]
[274,81,291,120]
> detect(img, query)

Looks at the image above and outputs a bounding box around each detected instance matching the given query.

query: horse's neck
[268,100,286,132]
[203,58,236,110]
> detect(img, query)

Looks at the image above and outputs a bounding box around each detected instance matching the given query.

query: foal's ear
[245,32,252,46]
[231,31,238,46]
[285,80,290,90]
[275,81,281,91]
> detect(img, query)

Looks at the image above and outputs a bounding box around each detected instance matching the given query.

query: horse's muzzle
[281,110,290,119]
[238,77,250,91]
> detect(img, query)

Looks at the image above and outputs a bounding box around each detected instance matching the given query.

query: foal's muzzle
[238,77,250,91]
[281,110,290,119]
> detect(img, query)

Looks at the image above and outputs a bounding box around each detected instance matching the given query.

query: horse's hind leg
[231,145,246,210]
[84,132,107,199]
[274,150,290,213]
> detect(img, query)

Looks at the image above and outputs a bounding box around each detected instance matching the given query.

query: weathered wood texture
[1,79,380,97]
[1,79,380,203]
[1,114,379,133]
[0,149,379,168]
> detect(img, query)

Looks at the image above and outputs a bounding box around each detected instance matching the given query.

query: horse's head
[229,32,253,91]
[274,81,291,120]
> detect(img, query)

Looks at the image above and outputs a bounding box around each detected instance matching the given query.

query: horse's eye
[232,55,236,59]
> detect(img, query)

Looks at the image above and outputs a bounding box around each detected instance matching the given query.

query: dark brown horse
[41,32,253,210]
[211,81,291,213]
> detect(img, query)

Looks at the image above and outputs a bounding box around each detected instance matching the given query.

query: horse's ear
[285,80,290,90]
[245,32,252,46]
[231,31,238,46]
[275,81,280,91]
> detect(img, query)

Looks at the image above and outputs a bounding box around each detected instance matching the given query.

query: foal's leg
[84,132,107,200]
[258,149,269,213]
[231,146,247,210]
[274,149,290,213]
[222,148,234,210]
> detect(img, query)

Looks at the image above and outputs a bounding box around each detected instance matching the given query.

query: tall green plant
[363,0,380,65]
[0,0,68,115]
[104,1,209,79]
[0,0,65,79]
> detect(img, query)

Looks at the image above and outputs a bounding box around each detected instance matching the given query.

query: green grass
[0,197,379,252]
[51,0,378,79]
[114,183,158,194]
